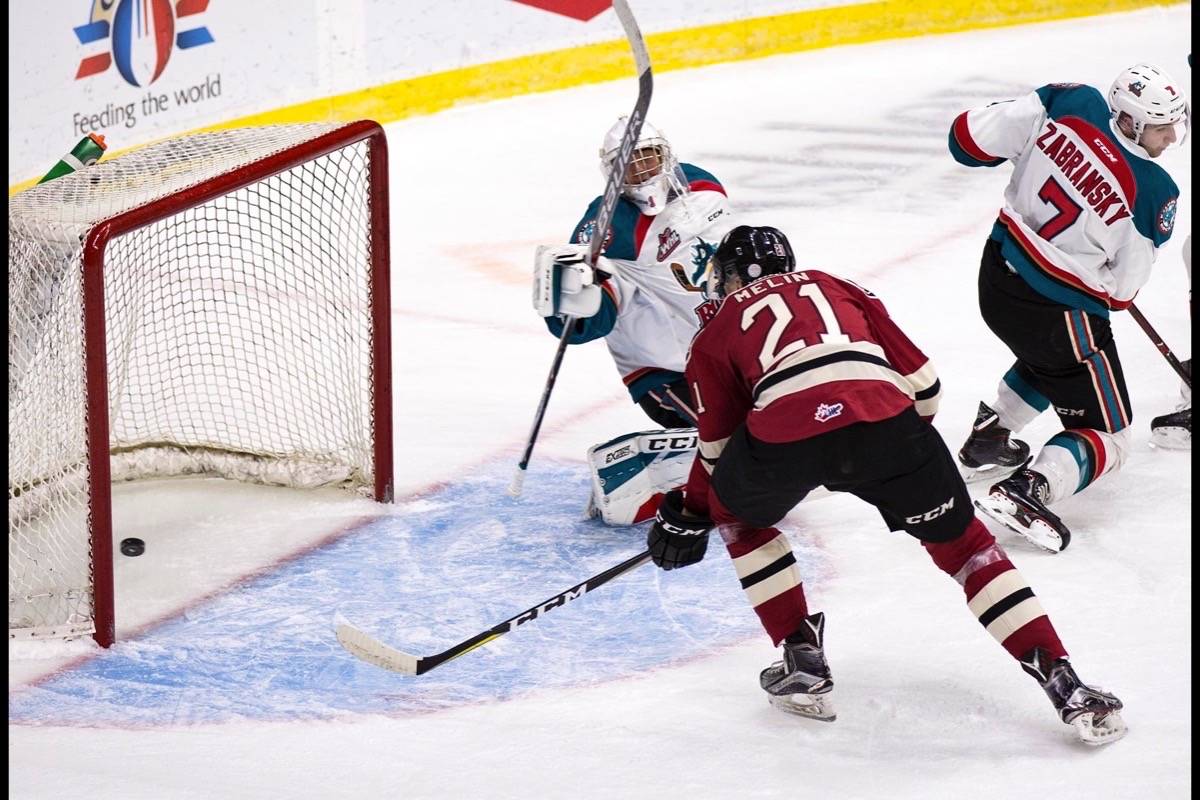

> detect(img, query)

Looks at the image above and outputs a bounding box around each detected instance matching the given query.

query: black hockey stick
[336,549,653,675]
[1128,302,1191,389]
[509,0,653,497]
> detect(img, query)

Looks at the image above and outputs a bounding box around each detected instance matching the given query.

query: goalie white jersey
[545,164,738,402]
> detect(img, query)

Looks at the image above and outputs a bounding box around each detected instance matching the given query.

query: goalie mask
[1108,63,1189,150]
[703,225,796,300]
[599,116,688,216]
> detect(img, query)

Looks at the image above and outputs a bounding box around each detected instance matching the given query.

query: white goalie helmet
[1107,63,1189,147]
[599,116,688,216]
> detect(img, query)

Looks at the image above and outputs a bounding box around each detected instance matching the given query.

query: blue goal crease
[8,458,825,728]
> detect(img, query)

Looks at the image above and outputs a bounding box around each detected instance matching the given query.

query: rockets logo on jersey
[690,239,716,279]
[670,263,704,293]
[1158,198,1177,235]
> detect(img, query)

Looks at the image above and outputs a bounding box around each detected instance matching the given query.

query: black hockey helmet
[705,225,796,298]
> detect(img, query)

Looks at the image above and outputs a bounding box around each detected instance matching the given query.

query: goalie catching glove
[532,243,603,319]
[647,489,713,570]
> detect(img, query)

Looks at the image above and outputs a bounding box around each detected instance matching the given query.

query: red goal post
[8,120,394,647]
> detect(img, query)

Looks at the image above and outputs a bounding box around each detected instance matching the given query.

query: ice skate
[760,612,835,722]
[1150,406,1191,450]
[1021,648,1127,746]
[975,468,1071,553]
[958,402,1031,483]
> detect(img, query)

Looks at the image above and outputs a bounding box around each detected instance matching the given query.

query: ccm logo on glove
[647,489,713,570]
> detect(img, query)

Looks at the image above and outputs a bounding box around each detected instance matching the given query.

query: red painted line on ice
[8,391,628,693]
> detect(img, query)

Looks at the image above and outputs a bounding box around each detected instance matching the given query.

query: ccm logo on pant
[906,498,955,525]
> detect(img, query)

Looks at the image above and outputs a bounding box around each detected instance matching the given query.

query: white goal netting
[9,122,390,642]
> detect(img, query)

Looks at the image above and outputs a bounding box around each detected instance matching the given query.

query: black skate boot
[1020,648,1127,746]
[958,402,1031,483]
[760,612,835,721]
[1150,406,1191,450]
[975,468,1071,553]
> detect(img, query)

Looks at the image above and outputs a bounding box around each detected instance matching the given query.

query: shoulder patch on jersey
[1158,197,1177,235]
[575,219,614,252]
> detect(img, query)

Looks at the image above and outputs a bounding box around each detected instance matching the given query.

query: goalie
[532,116,739,524]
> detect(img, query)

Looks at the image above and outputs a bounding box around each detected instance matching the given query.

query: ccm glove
[532,243,602,319]
[647,489,713,570]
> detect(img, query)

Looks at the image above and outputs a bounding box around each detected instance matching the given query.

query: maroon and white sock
[924,518,1066,661]
[722,524,809,646]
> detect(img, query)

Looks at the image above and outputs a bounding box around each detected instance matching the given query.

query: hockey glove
[532,244,602,319]
[647,489,713,570]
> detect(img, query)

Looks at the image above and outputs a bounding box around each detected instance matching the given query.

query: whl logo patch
[814,402,843,423]
[75,0,214,87]
[657,227,680,261]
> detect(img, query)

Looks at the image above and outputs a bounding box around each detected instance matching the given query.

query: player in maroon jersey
[646,225,1126,745]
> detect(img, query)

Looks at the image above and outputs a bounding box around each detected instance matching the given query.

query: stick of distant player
[336,549,653,675]
[1128,302,1191,389]
[508,0,653,498]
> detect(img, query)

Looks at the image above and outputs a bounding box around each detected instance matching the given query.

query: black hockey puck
[120,538,145,557]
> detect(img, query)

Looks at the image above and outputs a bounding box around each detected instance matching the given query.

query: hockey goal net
[9,121,393,647]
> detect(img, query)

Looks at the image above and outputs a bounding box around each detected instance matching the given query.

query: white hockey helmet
[599,116,688,216]
[1107,63,1189,147]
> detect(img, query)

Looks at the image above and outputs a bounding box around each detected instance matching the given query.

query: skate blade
[1071,711,1128,746]
[960,463,1018,485]
[1149,428,1191,451]
[767,692,836,722]
[974,498,1064,553]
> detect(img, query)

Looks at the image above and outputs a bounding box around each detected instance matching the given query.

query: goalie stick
[336,549,653,675]
[509,0,653,497]
[1128,302,1191,389]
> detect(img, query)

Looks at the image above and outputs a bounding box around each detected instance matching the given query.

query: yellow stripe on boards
[9,0,1181,195]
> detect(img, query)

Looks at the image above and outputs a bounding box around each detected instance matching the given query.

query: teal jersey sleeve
[569,196,643,261]
[1035,84,1109,126]
[679,163,726,192]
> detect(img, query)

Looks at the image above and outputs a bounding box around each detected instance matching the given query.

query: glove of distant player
[647,489,713,570]
[532,243,602,319]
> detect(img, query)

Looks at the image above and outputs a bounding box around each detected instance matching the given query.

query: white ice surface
[10,7,1192,799]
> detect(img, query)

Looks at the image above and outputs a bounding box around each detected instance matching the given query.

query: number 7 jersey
[949,83,1179,316]
[683,271,941,514]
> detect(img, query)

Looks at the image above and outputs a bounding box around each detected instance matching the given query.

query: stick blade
[507,467,526,498]
[336,623,421,675]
